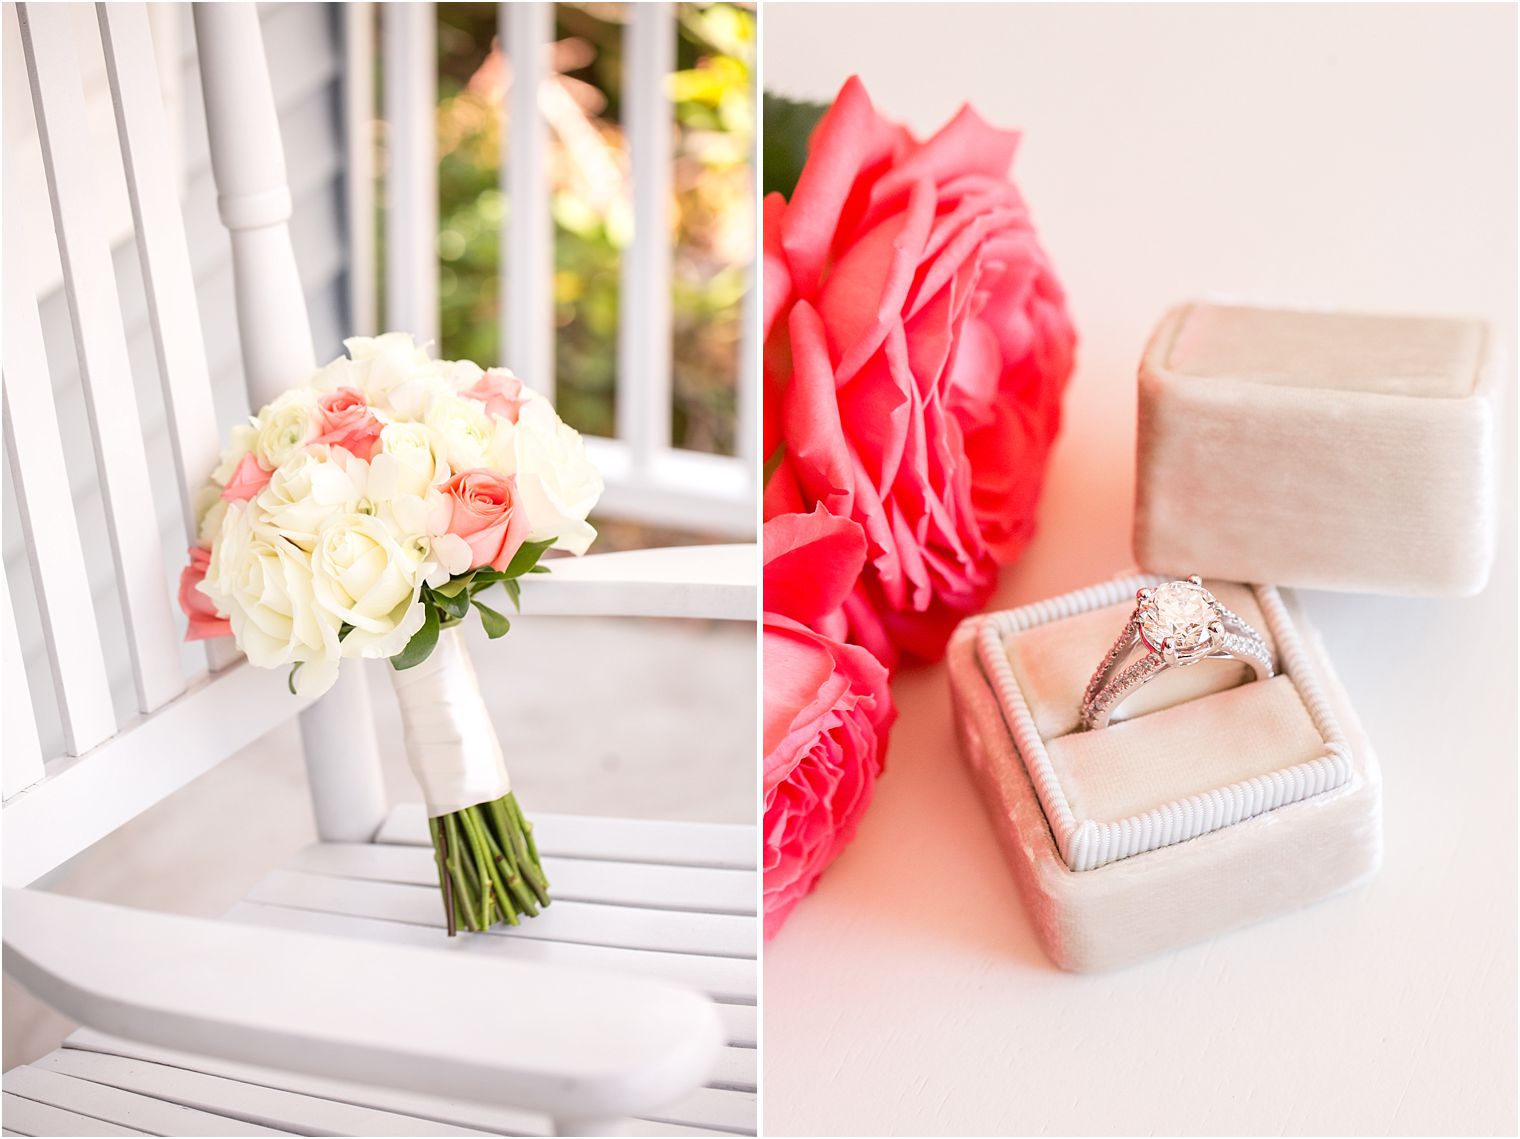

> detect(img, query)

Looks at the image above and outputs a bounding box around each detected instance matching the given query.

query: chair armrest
[2,888,723,1122]
[521,544,755,620]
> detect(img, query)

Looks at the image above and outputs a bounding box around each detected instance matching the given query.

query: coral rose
[438,469,530,573]
[763,507,895,938]
[219,451,272,503]
[312,386,383,461]
[178,545,231,641]
[763,76,1075,666]
[461,367,531,424]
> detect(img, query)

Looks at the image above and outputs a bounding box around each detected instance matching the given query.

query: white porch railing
[351,1,755,536]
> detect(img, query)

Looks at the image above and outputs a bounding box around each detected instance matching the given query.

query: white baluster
[343,3,378,338]
[616,3,675,471]
[381,2,437,346]
[193,3,387,843]
[502,0,554,395]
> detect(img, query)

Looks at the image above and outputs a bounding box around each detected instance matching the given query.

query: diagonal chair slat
[16,1,185,714]
[1,97,116,758]
[96,3,242,678]
[1,558,45,798]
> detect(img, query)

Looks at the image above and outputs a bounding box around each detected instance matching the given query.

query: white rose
[252,388,320,470]
[199,504,340,694]
[368,422,451,500]
[341,333,449,418]
[309,511,430,659]
[506,398,603,555]
[426,392,507,474]
[435,358,485,391]
[306,354,359,395]
[253,447,368,550]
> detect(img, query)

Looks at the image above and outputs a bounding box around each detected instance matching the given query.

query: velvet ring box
[948,573,1382,972]
[1134,303,1498,596]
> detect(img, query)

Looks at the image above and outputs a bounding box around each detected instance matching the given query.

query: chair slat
[647,1087,757,1135]
[97,3,238,676]
[289,841,756,915]
[615,2,676,466]
[244,870,757,958]
[3,1066,294,1137]
[17,1,185,713]
[502,0,554,397]
[2,662,315,890]
[226,902,758,1005]
[1,559,45,799]
[378,801,759,870]
[62,1033,739,1137]
[0,111,116,758]
[96,3,224,541]
[33,1050,496,1138]
[0,1092,149,1137]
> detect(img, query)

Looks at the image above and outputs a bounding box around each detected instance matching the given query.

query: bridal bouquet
[762,78,1076,935]
[178,333,603,934]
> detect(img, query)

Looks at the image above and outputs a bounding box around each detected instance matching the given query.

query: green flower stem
[428,793,550,935]
[462,806,519,926]
[443,813,483,932]
[474,807,539,917]
[427,816,456,937]
[492,796,549,906]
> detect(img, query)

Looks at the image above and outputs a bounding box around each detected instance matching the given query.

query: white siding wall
[2,2,354,762]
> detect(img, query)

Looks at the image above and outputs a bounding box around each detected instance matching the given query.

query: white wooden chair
[1,5,756,1135]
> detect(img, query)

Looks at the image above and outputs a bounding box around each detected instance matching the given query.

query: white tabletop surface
[760,5,1518,1135]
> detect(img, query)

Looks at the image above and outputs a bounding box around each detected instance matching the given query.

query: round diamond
[1137,580,1217,655]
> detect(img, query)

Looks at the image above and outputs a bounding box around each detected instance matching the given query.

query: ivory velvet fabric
[950,586,1381,972]
[1134,303,1496,596]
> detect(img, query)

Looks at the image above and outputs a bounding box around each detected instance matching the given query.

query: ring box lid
[1134,302,1498,596]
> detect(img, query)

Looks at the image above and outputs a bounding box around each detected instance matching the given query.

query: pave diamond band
[1080,576,1275,731]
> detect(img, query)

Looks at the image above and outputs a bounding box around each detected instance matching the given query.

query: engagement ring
[1080,576,1274,731]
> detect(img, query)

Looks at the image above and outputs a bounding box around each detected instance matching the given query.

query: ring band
[1080,576,1274,731]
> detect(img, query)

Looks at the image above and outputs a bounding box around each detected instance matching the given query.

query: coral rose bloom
[763,508,895,938]
[312,386,383,461]
[439,469,530,572]
[178,545,231,641]
[763,76,1075,666]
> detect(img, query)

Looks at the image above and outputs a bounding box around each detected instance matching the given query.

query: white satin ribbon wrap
[389,627,511,817]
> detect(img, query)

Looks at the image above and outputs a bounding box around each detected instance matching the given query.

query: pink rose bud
[178,546,231,641]
[441,468,530,572]
[220,451,273,502]
[461,368,529,424]
[312,386,383,460]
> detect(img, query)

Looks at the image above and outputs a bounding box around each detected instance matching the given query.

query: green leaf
[287,663,302,695]
[762,92,830,199]
[472,598,511,639]
[504,538,556,578]
[528,564,551,574]
[501,578,521,613]
[430,586,471,620]
[391,601,441,670]
[432,574,474,598]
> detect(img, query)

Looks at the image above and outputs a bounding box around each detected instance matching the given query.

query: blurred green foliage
[761,91,828,200]
[428,2,754,455]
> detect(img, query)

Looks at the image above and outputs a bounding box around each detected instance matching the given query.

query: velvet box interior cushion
[1046,676,1322,822]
